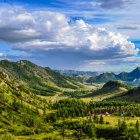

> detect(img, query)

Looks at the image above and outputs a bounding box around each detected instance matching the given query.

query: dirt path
[52,92,62,102]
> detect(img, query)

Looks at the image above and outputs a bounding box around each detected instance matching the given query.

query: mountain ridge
[79,80,132,100]
[54,69,98,76]
[0,60,85,96]
[87,67,140,86]
[108,85,140,102]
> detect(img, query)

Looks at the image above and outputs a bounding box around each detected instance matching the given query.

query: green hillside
[0,71,55,139]
[87,73,117,83]
[0,60,85,96]
[109,86,140,102]
[80,80,132,100]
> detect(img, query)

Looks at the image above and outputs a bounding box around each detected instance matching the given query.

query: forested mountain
[80,80,132,100]
[117,67,140,81]
[103,80,132,90]
[87,73,116,83]
[0,60,85,96]
[110,85,140,102]
[87,67,140,86]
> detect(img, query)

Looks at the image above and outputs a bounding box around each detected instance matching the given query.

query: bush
[14,127,34,136]
[130,123,133,126]
[0,133,14,140]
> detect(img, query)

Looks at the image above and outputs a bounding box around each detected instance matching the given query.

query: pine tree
[119,120,128,136]
[96,116,99,124]
[43,104,46,116]
[94,115,97,121]
[100,115,104,124]
[118,119,121,136]
[89,125,96,138]
[62,120,66,140]
[136,120,139,132]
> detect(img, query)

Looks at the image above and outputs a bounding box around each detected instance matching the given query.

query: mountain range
[0,60,139,102]
[87,67,140,86]
[54,70,98,76]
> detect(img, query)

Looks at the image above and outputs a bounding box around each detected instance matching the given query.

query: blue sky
[0,0,140,72]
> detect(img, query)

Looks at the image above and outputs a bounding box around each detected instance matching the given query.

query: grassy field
[9,115,139,140]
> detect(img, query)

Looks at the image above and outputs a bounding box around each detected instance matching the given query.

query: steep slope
[87,72,117,83]
[0,72,55,139]
[109,86,140,102]
[116,67,140,81]
[81,81,132,100]
[116,72,130,81]
[0,60,84,96]
[129,67,140,79]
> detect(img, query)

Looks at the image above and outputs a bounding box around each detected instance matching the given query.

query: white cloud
[0,6,139,61]
[0,53,6,57]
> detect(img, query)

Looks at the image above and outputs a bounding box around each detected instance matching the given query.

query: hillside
[0,71,56,139]
[87,67,140,86]
[87,73,117,83]
[117,67,140,81]
[80,80,132,100]
[109,86,140,102]
[0,60,85,96]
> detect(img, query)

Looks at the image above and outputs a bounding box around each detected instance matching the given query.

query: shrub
[14,127,34,136]
[0,133,14,140]
[106,122,110,124]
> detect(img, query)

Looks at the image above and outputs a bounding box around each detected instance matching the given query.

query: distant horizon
[0,59,139,74]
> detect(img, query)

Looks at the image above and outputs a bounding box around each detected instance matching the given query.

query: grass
[37,95,53,102]
[37,83,98,103]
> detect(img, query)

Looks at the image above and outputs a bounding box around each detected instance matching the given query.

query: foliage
[0,61,139,139]
[0,60,84,96]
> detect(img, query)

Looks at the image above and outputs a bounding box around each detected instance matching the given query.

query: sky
[0,0,140,72]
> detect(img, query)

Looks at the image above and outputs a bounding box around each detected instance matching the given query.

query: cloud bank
[0,6,138,61]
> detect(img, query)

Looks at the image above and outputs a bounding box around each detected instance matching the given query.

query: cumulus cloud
[0,6,138,62]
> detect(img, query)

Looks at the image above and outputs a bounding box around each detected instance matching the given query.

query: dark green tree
[99,115,104,124]
[119,120,128,136]
[136,120,139,132]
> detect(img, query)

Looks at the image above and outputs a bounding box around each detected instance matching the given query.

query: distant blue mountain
[54,70,98,77]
